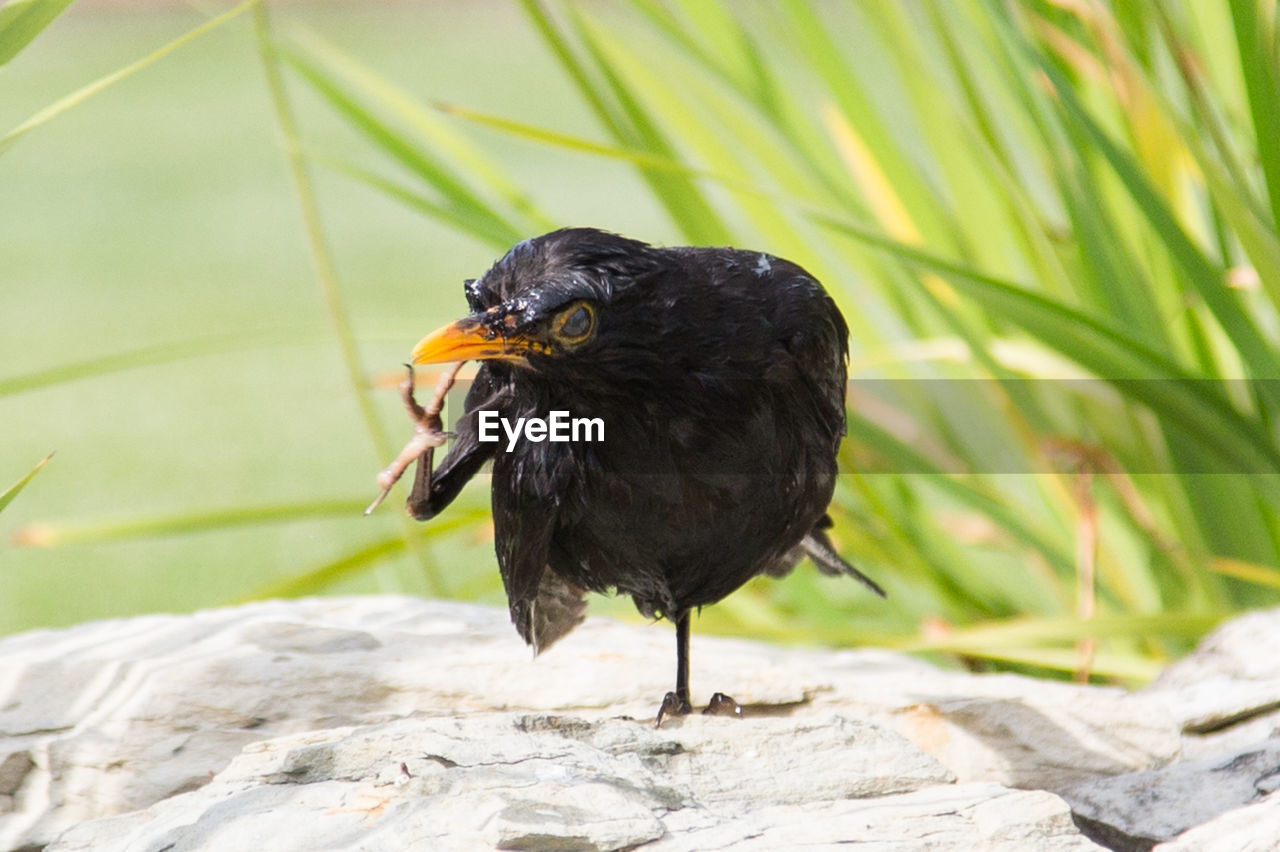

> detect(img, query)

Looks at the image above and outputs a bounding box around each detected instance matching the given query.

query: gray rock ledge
[0,596,1277,850]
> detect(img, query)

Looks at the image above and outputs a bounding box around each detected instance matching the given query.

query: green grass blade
[1136,31,1280,311]
[778,0,952,249]
[516,0,628,138]
[239,508,489,601]
[626,0,781,120]
[815,216,1280,485]
[296,29,553,232]
[623,0,856,205]
[274,44,525,248]
[239,535,407,602]
[255,9,389,464]
[0,0,255,156]
[897,612,1228,680]
[573,16,814,249]
[1149,2,1270,228]
[0,0,75,65]
[1230,0,1280,230]
[1182,126,1280,320]
[517,0,732,244]
[944,648,1163,682]
[0,329,322,397]
[1038,58,1280,387]
[898,612,1225,651]
[253,2,440,595]
[431,99,862,222]
[12,499,369,546]
[433,101,707,177]
[281,26,552,237]
[925,5,1077,303]
[845,414,1074,575]
[0,454,54,514]
[311,151,525,251]
[566,7,732,245]
[1209,556,1280,590]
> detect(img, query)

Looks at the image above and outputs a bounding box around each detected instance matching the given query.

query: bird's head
[410,229,668,379]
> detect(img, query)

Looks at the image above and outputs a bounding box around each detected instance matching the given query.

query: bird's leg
[654,612,694,727]
[364,362,462,515]
[652,613,745,725]
[652,614,744,724]
[675,610,692,709]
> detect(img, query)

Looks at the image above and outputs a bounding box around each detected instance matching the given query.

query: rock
[43,713,1101,851]
[1145,608,1280,742]
[886,686,1180,791]
[48,713,957,852]
[0,750,34,818]
[652,783,1100,851]
[2,597,1280,849]
[1154,788,1280,852]
[1063,740,1280,851]
[1063,606,1280,850]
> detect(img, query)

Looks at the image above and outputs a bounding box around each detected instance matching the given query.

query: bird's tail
[516,570,588,656]
[802,527,887,598]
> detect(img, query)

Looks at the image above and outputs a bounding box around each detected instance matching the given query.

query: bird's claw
[653,691,743,726]
[702,692,743,717]
[654,691,693,728]
[364,362,463,515]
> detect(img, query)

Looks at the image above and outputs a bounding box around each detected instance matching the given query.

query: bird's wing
[492,455,568,651]
[490,419,592,653]
[771,270,851,446]
[759,267,889,595]
[405,367,504,521]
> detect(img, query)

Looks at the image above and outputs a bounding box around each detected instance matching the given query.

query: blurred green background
[5,0,1280,682]
[0,2,591,626]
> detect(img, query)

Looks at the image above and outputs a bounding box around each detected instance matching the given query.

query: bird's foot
[365,362,462,514]
[654,691,693,728]
[702,692,743,718]
[654,691,743,726]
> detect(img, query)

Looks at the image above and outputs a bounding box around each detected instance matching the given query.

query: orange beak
[410,316,546,365]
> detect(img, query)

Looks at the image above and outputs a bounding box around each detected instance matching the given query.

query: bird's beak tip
[409,320,462,365]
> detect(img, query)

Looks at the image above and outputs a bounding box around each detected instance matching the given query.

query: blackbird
[405,228,884,723]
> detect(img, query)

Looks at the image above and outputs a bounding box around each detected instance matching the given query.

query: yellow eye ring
[551,301,596,344]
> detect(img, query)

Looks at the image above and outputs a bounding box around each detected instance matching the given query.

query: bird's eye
[552,302,596,344]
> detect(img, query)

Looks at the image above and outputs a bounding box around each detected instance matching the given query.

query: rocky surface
[0,596,1278,850]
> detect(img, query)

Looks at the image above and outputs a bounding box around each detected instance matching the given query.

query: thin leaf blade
[0,453,54,514]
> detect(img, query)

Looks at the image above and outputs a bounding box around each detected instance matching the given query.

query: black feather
[411,228,885,677]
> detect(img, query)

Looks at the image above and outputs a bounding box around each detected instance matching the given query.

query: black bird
[405,228,884,723]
